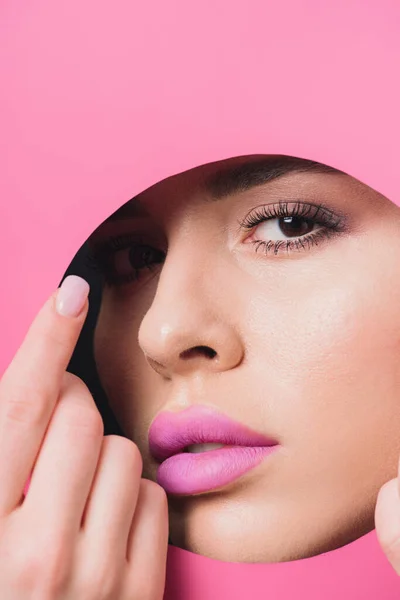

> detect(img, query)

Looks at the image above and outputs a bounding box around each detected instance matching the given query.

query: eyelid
[241,201,345,227]
[233,199,350,258]
[90,231,167,256]
[86,237,165,287]
[235,200,348,241]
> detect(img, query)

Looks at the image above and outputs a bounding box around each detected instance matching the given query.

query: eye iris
[279,216,314,238]
[128,245,164,268]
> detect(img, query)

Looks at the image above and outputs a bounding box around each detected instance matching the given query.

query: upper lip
[148,405,278,462]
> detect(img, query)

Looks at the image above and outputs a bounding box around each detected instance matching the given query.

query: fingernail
[56,275,90,317]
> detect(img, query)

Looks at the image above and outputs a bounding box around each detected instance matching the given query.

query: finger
[124,479,169,600]
[375,478,400,574]
[21,373,104,541]
[0,276,90,515]
[81,436,143,564]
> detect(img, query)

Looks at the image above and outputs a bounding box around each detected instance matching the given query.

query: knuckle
[62,371,90,395]
[130,576,162,600]
[12,554,44,589]
[4,544,32,587]
[141,478,168,508]
[3,385,50,426]
[10,538,70,593]
[104,435,143,469]
[64,406,104,439]
[41,562,71,596]
[57,377,104,438]
[36,537,71,594]
[80,563,121,598]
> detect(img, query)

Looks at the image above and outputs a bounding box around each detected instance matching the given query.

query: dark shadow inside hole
[60,240,124,437]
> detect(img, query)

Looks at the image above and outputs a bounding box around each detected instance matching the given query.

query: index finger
[0,275,90,515]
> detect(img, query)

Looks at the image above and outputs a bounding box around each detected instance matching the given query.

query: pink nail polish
[55,275,90,317]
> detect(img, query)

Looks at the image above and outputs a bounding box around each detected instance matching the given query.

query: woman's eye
[238,201,347,256]
[253,216,317,241]
[109,244,165,281]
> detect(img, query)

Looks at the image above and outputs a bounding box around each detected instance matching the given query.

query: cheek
[241,257,400,494]
[246,259,400,447]
[93,305,156,440]
[94,289,147,373]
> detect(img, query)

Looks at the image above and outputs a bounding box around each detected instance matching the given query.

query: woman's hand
[0,276,168,599]
[375,461,400,574]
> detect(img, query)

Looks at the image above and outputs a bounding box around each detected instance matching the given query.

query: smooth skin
[2,167,400,598]
[0,280,168,599]
[89,155,400,564]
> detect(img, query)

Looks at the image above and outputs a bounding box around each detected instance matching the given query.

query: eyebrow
[203,156,340,199]
[103,156,340,223]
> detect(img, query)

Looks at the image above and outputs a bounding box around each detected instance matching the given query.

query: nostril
[180,346,217,360]
[146,356,167,375]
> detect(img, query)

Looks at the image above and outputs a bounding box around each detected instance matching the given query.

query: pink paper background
[1,1,400,598]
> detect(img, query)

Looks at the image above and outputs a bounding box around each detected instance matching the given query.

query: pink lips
[148,405,279,495]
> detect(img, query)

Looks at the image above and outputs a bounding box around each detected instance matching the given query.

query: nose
[137,250,244,379]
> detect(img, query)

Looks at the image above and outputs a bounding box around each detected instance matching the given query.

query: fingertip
[375,478,400,570]
[55,276,90,318]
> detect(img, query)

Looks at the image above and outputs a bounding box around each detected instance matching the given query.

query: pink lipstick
[148,405,279,495]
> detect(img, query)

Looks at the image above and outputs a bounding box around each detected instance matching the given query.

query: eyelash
[238,201,346,256]
[86,201,347,286]
[85,234,164,287]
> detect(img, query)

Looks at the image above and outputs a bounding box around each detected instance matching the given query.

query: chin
[170,535,321,564]
[167,500,302,563]
[167,497,376,564]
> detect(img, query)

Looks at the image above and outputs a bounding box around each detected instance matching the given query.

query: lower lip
[156,445,279,495]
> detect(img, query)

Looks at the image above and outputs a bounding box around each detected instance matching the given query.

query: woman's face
[88,155,400,563]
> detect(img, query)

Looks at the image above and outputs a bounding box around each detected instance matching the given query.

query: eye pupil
[128,245,164,268]
[279,216,314,237]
